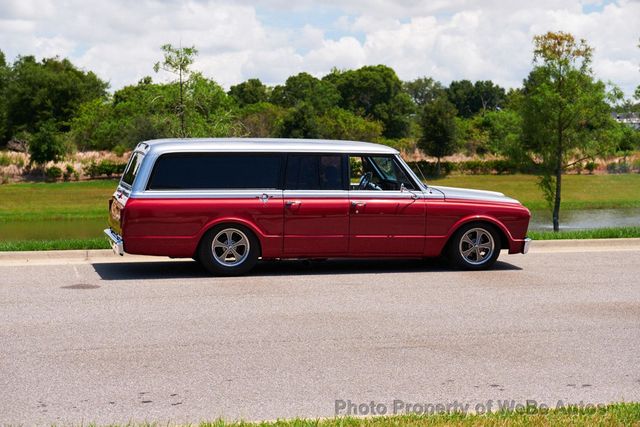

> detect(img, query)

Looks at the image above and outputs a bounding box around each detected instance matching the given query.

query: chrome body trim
[130,189,437,199]
[104,228,124,256]
[133,189,284,199]
[523,237,532,254]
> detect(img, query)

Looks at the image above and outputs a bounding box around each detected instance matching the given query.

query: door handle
[258,193,273,203]
[350,201,366,213]
[285,200,301,207]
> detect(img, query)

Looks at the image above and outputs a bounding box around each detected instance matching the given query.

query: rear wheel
[448,223,501,270]
[198,225,260,276]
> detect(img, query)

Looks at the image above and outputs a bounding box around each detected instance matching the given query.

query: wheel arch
[194,218,264,258]
[442,216,511,255]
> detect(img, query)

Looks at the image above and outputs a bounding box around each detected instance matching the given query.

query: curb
[0,249,168,264]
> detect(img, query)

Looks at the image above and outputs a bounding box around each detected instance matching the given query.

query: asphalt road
[1,240,640,425]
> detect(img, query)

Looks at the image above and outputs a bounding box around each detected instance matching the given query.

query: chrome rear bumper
[522,237,532,254]
[104,228,124,256]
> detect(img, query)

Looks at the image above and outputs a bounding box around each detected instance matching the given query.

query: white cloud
[0,0,637,97]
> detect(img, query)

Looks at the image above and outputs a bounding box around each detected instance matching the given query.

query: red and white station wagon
[105,138,531,275]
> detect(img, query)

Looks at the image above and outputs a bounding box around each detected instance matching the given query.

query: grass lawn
[0,237,110,251]
[1,175,639,223]
[528,226,640,240]
[229,403,640,427]
[0,179,117,222]
[428,174,640,210]
[210,404,640,427]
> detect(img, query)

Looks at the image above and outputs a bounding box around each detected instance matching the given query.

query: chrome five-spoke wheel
[448,223,501,270]
[198,225,259,276]
[212,228,250,267]
[458,227,495,266]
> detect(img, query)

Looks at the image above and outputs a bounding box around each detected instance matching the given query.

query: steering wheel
[358,172,382,190]
[358,172,372,190]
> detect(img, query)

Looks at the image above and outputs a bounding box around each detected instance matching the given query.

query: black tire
[447,222,501,270]
[197,224,260,276]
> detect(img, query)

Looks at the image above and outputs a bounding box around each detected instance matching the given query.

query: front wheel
[448,223,501,270]
[198,225,260,276]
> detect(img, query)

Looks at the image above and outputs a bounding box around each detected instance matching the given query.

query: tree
[5,55,108,140]
[270,72,340,112]
[237,102,285,137]
[446,80,506,118]
[29,121,67,165]
[419,97,458,176]
[153,44,198,137]
[473,80,506,112]
[519,31,617,231]
[326,65,414,138]
[446,80,475,118]
[0,49,8,144]
[229,78,269,107]
[403,77,445,107]
[277,103,320,139]
[317,108,383,142]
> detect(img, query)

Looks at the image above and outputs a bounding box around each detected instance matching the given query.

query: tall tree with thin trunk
[519,31,615,231]
[419,96,458,177]
[154,44,198,138]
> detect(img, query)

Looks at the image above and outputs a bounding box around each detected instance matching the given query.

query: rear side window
[285,154,345,190]
[147,153,283,190]
[121,152,143,187]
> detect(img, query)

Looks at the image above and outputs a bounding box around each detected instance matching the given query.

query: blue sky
[0,0,638,97]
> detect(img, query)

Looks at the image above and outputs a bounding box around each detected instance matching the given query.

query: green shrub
[607,161,630,174]
[407,160,454,178]
[86,161,100,178]
[63,164,75,181]
[29,122,67,165]
[113,144,127,157]
[0,153,10,167]
[85,160,126,179]
[45,166,63,181]
[585,161,597,174]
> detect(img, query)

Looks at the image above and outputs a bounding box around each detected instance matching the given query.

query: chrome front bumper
[104,228,124,256]
[522,237,532,254]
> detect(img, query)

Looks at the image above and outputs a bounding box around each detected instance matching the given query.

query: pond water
[529,208,640,231]
[0,208,639,241]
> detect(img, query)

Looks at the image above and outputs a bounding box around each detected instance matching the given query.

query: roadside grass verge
[0,179,117,222]
[428,174,640,210]
[528,226,640,240]
[0,237,110,252]
[86,402,640,427]
[1,227,639,251]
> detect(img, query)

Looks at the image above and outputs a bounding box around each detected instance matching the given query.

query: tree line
[0,31,639,230]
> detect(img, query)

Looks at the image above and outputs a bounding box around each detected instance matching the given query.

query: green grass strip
[0,237,110,252]
[529,226,640,240]
[190,402,640,427]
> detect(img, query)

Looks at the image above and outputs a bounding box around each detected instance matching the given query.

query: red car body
[106,138,530,273]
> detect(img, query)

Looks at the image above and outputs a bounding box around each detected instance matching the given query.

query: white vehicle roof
[138,138,398,155]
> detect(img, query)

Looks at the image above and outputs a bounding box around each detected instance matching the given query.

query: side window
[121,152,143,187]
[349,155,416,191]
[147,153,282,190]
[285,155,345,190]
